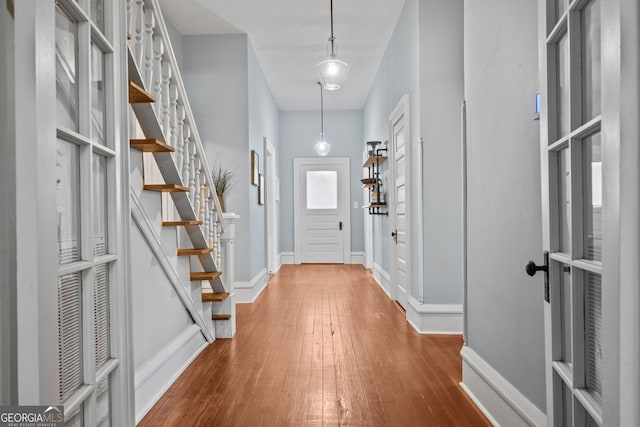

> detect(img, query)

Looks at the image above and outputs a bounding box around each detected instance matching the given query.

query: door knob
[525,251,550,303]
[391,230,397,244]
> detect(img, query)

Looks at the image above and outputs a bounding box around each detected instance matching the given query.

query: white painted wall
[278,110,364,255]
[464,0,545,412]
[0,0,16,404]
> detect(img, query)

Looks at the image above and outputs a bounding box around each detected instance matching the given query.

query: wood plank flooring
[138,264,490,426]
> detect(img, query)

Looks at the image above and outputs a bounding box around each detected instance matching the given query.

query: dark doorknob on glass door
[525,251,550,302]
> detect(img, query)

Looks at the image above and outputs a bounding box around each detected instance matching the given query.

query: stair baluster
[209,195,216,249]
[133,0,144,65]
[151,37,163,109]
[182,128,191,185]
[194,156,201,218]
[188,139,196,206]
[126,0,133,38]
[143,9,155,91]
[161,62,171,137]
[175,104,185,173]
[169,84,178,150]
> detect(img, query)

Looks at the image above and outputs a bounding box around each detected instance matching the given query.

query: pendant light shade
[315,82,331,156]
[317,0,349,90]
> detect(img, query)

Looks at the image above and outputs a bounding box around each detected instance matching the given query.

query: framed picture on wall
[251,150,259,186]
[258,173,265,205]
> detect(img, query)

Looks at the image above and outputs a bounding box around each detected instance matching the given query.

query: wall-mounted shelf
[362,142,388,216]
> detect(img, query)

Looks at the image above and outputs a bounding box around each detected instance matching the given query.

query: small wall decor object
[258,173,265,205]
[251,150,260,186]
[212,162,235,213]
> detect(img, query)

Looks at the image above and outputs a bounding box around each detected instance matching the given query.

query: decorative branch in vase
[212,163,235,213]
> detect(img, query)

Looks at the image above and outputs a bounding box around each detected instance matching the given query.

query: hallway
[139,265,490,426]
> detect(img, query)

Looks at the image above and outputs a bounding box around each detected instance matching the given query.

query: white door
[265,138,279,273]
[390,95,410,309]
[537,0,620,424]
[294,158,350,264]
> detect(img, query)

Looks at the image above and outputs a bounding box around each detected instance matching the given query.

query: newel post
[219,213,239,338]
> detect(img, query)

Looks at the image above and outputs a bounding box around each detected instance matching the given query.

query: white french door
[389,95,410,310]
[294,158,350,264]
[53,0,129,424]
[538,0,611,425]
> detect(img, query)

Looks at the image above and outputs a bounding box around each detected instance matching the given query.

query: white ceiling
[158,0,406,111]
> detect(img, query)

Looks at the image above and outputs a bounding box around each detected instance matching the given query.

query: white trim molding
[372,263,393,299]
[280,252,294,265]
[134,325,207,423]
[406,296,463,335]
[460,346,546,427]
[235,268,269,303]
[350,251,365,265]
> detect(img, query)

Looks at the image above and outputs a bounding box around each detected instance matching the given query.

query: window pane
[583,133,602,261]
[65,404,84,427]
[94,264,110,369]
[556,34,570,138]
[557,149,571,252]
[96,378,111,427]
[55,6,79,131]
[582,0,601,122]
[57,140,81,264]
[560,265,572,365]
[555,0,569,23]
[91,44,107,145]
[91,0,105,32]
[585,272,602,405]
[58,272,83,402]
[94,155,108,255]
[306,171,337,210]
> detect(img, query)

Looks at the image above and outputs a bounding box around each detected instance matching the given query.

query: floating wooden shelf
[201,291,230,302]
[362,155,388,168]
[128,80,155,103]
[162,220,202,227]
[211,314,231,321]
[130,138,174,152]
[191,271,222,281]
[177,248,214,256]
[143,184,189,193]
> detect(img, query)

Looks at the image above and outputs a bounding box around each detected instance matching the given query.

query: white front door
[390,95,410,309]
[294,158,350,264]
[538,0,614,425]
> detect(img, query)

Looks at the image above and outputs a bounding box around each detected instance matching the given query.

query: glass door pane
[93,155,108,255]
[306,171,337,210]
[557,149,571,252]
[55,6,79,131]
[57,140,82,264]
[91,44,107,145]
[583,133,602,261]
[585,272,603,404]
[582,0,601,122]
[556,34,571,139]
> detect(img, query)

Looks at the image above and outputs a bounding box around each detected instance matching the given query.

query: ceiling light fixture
[314,82,331,156]
[317,0,349,91]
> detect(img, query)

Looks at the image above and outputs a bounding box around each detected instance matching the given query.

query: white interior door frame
[264,138,279,273]
[389,94,411,307]
[293,157,351,264]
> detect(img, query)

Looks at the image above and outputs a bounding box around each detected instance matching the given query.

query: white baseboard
[280,251,294,265]
[406,296,463,334]
[235,268,269,303]
[372,263,393,299]
[350,251,365,265]
[460,346,546,427]
[134,325,207,423]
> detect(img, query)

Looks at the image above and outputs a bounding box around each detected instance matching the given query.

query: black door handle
[391,231,397,237]
[391,230,397,243]
[525,251,550,302]
[339,221,343,230]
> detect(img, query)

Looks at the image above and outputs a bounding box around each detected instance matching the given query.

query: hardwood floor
[138,264,490,426]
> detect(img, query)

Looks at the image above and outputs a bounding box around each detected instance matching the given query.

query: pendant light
[314,82,331,156]
[316,0,349,91]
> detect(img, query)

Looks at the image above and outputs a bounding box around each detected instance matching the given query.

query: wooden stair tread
[130,138,174,152]
[211,314,231,321]
[144,184,189,193]
[177,248,214,256]
[191,271,222,281]
[162,220,202,227]
[201,291,229,302]
[128,80,155,103]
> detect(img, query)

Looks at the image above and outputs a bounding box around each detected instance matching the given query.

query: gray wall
[248,41,279,278]
[279,110,364,254]
[362,0,419,274]
[362,0,464,305]
[181,34,252,280]
[464,0,546,411]
[420,0,464,304]
[164,18,184,71]
[177,32,279,282]
[0,0,16,405]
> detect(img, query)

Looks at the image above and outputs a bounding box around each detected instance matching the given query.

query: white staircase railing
[127,0,224,268]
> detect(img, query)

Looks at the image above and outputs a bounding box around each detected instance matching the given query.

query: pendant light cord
[319,81,324,134]
[329,0,335,55]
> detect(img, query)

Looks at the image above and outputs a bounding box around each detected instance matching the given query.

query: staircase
[126,0,234,340]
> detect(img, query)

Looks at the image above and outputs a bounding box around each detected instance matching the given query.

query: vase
[217,194,225,212]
